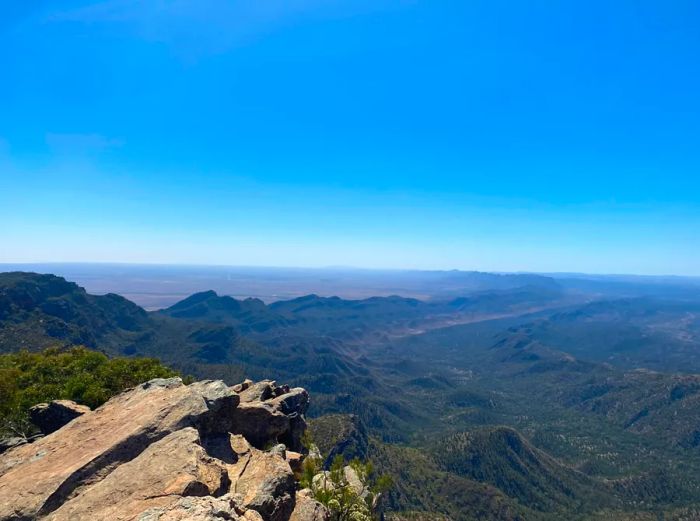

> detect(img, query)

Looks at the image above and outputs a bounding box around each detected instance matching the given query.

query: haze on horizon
[1,1,699,276]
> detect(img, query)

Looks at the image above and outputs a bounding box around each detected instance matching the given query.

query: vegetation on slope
[0,346,179,437]
[432,427,614,514]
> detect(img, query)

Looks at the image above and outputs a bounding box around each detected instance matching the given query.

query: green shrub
[308,452,392,521]
[0,346,180,437]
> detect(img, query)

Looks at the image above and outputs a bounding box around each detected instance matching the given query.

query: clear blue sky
[1,1,699,274]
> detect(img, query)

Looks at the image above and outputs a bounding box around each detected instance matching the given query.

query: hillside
[4,272,700,519]
[0,272,364,381]
[500,298,700,372]
[0,272,151,351]
[432,427,613,513]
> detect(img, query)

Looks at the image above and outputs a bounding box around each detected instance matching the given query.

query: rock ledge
[0,378,327,521]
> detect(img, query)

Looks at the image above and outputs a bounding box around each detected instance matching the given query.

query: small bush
[308,453,392,521]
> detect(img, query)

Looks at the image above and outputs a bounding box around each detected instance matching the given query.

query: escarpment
[0,378,327,521]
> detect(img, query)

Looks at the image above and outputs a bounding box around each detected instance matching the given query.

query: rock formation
[232,380,309,453]
[0,378,327,521]
[290,490,330,521]
[29,400,91,435]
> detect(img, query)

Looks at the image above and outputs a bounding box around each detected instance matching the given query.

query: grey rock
[232,385,309,452]
[0,437,28,455]
[226,435,295,521]
[239,380,276,403]
[29,400,91,435]
[290,489,329,521]
[46,428,231,521]
[231,402,291,451]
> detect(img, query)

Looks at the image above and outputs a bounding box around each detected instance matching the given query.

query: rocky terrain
[0,377,327,521]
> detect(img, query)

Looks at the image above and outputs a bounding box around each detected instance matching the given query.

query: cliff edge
[0,377,327,521]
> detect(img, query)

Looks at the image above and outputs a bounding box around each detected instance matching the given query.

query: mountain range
[2,270,700,519]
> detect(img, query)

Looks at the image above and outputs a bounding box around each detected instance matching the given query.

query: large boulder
[231,401,291,450]
[238,380,277,403]
[46,428,230,521]
[311,466,368,500]
[136,495,242,521]
[231,381,309,452]
[29,400,91,435]
[289,489,329,521]
[285,451,304,480]
[0,378,239,521]
[343,465,367,498]
[226,434,296,521]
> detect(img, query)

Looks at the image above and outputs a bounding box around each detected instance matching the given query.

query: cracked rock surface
[0,378,327,521]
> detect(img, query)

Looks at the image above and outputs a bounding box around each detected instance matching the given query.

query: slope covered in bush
[0,346,180,436]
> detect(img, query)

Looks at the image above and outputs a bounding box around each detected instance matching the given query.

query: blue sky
[1,1,699,274]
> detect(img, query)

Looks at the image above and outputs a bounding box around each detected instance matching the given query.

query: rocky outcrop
[289,490,329,521]
[46,428,230,521]
[29,400,91,435]
[285,451,304,480]
[0,378,325,521]
[232,380,309,453]
[310,466,368,498]
[226,436,295,521]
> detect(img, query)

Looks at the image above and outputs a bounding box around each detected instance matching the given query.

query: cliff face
[0,378,327,521]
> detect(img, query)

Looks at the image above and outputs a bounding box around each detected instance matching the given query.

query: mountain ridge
[4,271,700,519]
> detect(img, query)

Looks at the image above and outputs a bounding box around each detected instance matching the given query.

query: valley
[2,269,700,519]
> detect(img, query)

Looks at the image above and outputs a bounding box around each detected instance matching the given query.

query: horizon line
[1,261,699,280]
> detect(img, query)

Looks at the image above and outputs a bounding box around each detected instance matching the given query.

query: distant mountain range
[0,263,567,308]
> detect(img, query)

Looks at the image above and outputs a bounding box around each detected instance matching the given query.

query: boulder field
[0,378,328,521]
